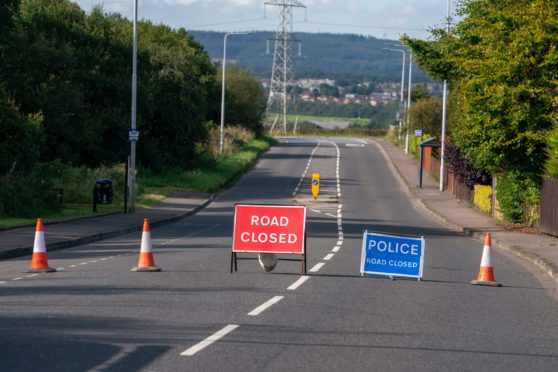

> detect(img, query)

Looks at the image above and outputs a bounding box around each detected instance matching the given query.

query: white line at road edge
[287,276,310,290]
[181,324,239,356]
[248,296,284,316]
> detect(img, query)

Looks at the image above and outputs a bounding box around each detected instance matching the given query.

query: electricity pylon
[265,0,306,133]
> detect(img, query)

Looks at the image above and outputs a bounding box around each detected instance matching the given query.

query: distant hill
[189,31,429,83]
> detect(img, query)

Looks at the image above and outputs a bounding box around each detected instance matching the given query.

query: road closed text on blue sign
[360,231,425,279]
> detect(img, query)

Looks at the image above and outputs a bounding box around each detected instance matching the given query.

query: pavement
[1,138,557,284]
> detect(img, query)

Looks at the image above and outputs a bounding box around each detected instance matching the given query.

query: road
[1,138,557,371]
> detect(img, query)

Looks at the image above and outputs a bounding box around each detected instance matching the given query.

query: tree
[403,0,558,178]
[409,97,442,136]
[219,64,265,134]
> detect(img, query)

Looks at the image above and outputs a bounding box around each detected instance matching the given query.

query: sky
[73,0,453,41]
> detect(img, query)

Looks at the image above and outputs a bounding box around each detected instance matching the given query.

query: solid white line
[309,262,325,272]
[332,246,341,252]
[323,253,334,261]
[180,324,239,356]
[287,276,310,291]
[248,296,284,316]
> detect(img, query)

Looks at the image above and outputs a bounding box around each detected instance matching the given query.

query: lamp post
[439,0,451,191]
[384,48,406,140]
[220,32,250,156]
[405,52,413,154]
[128,0,139,212]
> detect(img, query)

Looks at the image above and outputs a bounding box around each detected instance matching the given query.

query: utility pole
[384,48,406,141]
[265,0,306,133]
[129,0,139,212]
[404,52,413,155]
[439,0,451,191]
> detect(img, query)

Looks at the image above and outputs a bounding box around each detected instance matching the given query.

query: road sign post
[360,231,425,280]
[231,204,307,274]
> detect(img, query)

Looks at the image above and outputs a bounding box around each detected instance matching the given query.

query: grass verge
[0,136,275,229]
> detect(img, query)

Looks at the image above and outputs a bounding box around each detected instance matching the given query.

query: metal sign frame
[360,231,425,280]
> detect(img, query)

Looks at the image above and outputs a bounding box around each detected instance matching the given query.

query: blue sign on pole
[360,231,425,280]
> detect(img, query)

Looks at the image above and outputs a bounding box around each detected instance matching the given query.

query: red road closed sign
[233,204,306,254]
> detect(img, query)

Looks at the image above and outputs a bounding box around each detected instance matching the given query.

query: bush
[496,171,540,223]
[0,163,62,218]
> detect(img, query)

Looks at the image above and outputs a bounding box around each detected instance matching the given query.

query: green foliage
[544,126,558,178]
[0,85,43,173]
[0,163,62,218]
[496,171,541,223]
[141,136,275,193]
[404,0,558,178]
[219,65,265,134]
[409,97,443,136]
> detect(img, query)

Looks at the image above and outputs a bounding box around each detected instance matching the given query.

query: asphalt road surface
[1,138,557,371]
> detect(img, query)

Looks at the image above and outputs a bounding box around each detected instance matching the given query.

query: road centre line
[248,296,284,316]
[337,240,343,245]
[332,246,341,252]
[310,262,325,272]
[323,253,334,261]
[287,276,310,290]
[181,324,239,356]
[0,281,6,284]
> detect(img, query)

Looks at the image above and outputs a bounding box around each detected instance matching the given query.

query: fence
[540,178,558,236]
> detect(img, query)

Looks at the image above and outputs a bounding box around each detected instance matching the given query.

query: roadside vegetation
[402,0,558,224]
[0,0,268,227]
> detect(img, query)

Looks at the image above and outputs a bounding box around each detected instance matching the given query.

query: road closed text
[233,205,306,254]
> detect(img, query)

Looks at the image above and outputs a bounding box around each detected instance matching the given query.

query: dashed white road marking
[248,296,284,316]
[310,262,325,273]
[12,277,23,281]
[181,324,239,356]
[0,281,6,284]
[323,253,334,261]
[336,240,343,246]
[325,213,337,218]
[332,246,341,253]
[287,276,310,291]
[26,274,39,278]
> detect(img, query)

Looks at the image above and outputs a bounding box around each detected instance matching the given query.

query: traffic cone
[26,218,56,273]
[131,219,161,272]
[471,232,501,287]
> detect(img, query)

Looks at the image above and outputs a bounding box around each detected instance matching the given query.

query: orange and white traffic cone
[26,218,56,273]
[471,232,501,287]
[131,219,161,272]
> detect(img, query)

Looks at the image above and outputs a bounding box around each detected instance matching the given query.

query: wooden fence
[540,179,558,236]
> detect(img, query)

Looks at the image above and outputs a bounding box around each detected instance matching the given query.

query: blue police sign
[360,231,425,279]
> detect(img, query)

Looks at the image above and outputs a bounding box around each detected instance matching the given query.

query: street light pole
[129,0,138,212]
[405,52,413,154]
[439,0,451,191]
[220,32,250,156]
[384,48,406,140]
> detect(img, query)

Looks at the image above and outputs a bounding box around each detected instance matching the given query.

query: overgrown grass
[0,135,275,229]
